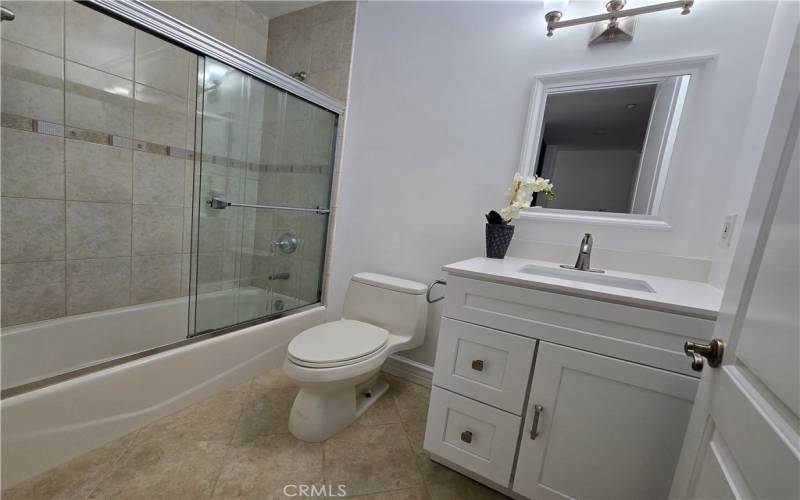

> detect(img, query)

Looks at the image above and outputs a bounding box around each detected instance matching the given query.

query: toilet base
[288,374,389,442]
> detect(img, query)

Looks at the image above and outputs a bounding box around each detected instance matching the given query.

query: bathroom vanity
[424,257,722,499]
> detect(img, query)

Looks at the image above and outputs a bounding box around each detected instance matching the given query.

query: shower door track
[82,0,345,115]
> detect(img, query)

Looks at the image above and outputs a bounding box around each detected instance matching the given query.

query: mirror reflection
[531,75,690,214]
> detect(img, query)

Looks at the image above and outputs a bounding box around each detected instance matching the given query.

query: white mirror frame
[518,55,717,230]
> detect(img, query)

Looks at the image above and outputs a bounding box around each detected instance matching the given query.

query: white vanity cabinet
[424,265,719,500]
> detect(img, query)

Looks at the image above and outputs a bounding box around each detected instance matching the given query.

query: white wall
[329,1,782,366]
[544,149,639,213]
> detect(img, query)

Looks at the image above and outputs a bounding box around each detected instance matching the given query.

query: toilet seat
[287,320,389,368]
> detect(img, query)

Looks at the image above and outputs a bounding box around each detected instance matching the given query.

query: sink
[517,264,656,293]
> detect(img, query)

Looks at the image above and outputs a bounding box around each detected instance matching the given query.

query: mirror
[530,75,690,215]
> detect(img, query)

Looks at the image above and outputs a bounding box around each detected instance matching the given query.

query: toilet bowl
[284,273,428,442]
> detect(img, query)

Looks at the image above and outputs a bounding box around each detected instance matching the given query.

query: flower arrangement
[484,173,555,259]
[486,173,555,224]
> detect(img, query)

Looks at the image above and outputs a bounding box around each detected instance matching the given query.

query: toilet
[284,273,428,442]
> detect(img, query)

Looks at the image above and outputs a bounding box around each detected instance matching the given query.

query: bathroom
[0,0,797,498]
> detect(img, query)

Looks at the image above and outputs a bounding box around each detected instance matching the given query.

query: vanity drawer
[443,276,715,377]
[433,318,536,415]
[424,387,521,486]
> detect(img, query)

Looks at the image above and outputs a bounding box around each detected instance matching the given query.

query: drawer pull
[471,359,485,371]
[460,430,473,444]
[530,404,544,440]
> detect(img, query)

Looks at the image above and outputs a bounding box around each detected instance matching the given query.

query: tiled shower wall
[267,1,356,102]
[0,1,206,327]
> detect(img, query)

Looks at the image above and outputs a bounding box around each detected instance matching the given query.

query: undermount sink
[517,264,656,293]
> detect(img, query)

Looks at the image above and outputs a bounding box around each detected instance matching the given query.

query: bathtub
[1,287,325,488]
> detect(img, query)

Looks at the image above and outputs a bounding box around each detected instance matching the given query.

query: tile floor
[3,370,508,500]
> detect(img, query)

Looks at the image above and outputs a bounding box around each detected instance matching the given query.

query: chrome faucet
[561,233,604,273]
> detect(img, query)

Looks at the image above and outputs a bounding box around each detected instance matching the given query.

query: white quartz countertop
[443,257,723,319]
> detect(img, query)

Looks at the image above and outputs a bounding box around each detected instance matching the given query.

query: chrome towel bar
[426,279,447,304]
[208,196,330,214]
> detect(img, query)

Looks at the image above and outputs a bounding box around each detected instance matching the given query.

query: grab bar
[426,279,447,304]
[208,196,330,214]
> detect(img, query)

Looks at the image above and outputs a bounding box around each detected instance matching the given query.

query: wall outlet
[719,214,737,247]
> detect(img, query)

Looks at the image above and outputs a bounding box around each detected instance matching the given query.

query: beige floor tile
[425,474,510,500]
[324,423,422,497]
[136,385,250,444]
[232,386,298,444]
[386,375,431,426]
[89,437,228,500]
[1,432,136,500]
[211,433,324,500]
[401,421,463,485]
[352,486,431,500]
[251,367,296,390]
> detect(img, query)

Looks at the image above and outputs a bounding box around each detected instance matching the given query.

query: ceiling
[244,0,325,19]
[542,84,656,150]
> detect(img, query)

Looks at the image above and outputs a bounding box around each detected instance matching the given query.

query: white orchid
[493,173,556,223]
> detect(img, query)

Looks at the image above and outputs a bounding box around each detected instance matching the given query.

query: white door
[669,23,799,500]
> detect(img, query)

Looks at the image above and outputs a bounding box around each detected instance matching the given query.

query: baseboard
[381,355,433,388]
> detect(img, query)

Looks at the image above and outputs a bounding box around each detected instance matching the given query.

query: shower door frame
[2,0,344,398]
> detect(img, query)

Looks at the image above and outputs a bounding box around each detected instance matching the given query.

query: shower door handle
[207,196,330,215]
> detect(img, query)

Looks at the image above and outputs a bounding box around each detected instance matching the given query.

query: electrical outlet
[719,214,737,247]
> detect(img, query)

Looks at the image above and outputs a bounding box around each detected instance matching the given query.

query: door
[669,24,799,500]
[513,342,698,500]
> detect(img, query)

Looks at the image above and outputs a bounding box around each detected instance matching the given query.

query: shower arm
[208,196,330,215]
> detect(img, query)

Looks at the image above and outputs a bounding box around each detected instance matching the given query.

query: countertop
[442,257,723,319]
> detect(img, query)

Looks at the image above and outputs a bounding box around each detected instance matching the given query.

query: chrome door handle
[684,339,725,372]
[530,404,544,439]
[1,7,15,22]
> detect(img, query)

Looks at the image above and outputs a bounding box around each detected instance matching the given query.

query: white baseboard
[381,355,433,388]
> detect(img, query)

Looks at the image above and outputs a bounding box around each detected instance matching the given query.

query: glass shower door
[189,58,336,336]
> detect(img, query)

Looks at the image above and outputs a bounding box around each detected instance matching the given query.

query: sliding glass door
[189,58,336,336]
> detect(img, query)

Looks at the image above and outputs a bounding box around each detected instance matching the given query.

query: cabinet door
[513,342,698,500]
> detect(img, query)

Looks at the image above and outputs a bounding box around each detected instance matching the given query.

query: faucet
[561,233,604,273]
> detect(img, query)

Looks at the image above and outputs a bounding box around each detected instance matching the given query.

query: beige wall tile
[0,1,64,57]
[234,23,268,63]
[1,128,65,199]
[191,1,236,45]
[1,41,64,123]
[131,254,182,304]
[66,201,132,259]
[1,197,65,263]
[144,1,192,23]
[133,151,186,206]
[65,1,134,79]
[133,204,183,255]
[134,83,188,148]
[65,62,133,137]
[66,257,131,315]
[135,31,193,98]
[306,66,348,101]
[0,261,65,327]
[66,140,133,203]
[309,18,346,74]
[311,1,356,26]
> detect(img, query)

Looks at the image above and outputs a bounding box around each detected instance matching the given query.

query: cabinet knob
[460,430,473,444]
[684,339,725,372]
[471,359,484,371]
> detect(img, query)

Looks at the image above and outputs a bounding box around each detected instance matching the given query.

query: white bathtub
[1,286,304,390]
[0,288,324,488]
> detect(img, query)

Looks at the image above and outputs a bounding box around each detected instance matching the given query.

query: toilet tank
[342,273,428,346]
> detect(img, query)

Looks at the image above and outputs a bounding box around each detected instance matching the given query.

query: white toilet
[284,273,428,442]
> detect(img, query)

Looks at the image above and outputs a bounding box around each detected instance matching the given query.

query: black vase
[485,223,515,259]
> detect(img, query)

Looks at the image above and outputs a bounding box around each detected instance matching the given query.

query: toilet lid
[288,320,389,365]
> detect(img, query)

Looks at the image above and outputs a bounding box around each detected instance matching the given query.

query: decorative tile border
[1,111,328,175]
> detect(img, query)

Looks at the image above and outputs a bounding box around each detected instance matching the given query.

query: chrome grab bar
[426,279,447,304]
[208,196,330,215]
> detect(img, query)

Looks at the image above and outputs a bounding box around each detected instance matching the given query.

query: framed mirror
[518,57,714,226]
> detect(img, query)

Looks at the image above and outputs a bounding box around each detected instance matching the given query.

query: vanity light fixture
[545,0,694,45]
